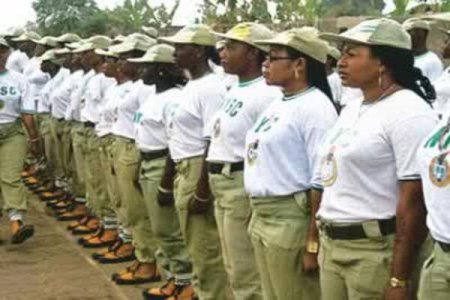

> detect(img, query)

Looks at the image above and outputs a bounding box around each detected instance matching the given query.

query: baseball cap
[95,48,119,58]
[256,27,329,64]
[213,22,275,52]
[0,37,10,48]
[12,31,42,42]
[72,36,112,53]
[403,18,431,31]
[38,49,64,65]
[56,33,81,44]
[54,48,72,55]
[111,33,156,53]
[320,18,412,50]
[2,27,24,38]
[159,24,217,47]
[128,44,175,64]
[327,45,341,60]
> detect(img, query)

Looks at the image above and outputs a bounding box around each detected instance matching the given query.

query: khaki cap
[111,33,156,53]
[128,44,175,64]
[256,27,329,63]
[422,12,450,22]
[142,26,158,38]
[12,31,42,42]
[113,35,127,43]
[72,36,112,53]
[2,27,24,38]
[54,48,72,55]
[216,40,226,50]
[403,18,431,31]
[320,18,411,50]
[38,49,63,65]
[0,37,10,48]
[56,33,81,43]
[213,22,275,52]
[95,48,119,58]
[33,36,60,48]
[159,24,216,47]
[327,45,341,60]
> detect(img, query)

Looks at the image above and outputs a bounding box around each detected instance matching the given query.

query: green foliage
[391,0,411,16]
[440,0,450,11]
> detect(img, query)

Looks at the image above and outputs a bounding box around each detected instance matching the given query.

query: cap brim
[215,32,270,52]
[158,36,183,44]
[319,32,367,46]
[95,48,118,58]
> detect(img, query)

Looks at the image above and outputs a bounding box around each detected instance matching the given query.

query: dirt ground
[0,195,162,300]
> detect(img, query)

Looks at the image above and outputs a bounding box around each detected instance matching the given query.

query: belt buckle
[322,223,334,237]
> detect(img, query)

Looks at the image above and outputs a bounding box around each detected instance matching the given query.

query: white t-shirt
[0,70,33,124]
[65,70,96,121]
[135,87,182,152]
[207,77,280,163]
[38,67,70,114]
[317,89,437,223]
[414,51,444,82]
[418,114,450,243]
[244,88,337,197]
[6,50,29,73]
[432,66,450,115]
[95,80,133,137]
[111,80,154,140]
[210,61,238,91]
[23,57,51,113]
[80,73,116,123]
[169,73,227,161]
[327,72,342,105]
[50,70,84,119]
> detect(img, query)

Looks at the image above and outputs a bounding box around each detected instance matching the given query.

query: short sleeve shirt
[415,51,444,82]
[317,89,437,223]
[0,70,34,124]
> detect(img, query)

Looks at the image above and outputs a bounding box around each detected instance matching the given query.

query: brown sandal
[113,262,161,285]
[97,242,136,264]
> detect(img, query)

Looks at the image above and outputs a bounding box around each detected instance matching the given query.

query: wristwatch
[389,277,407,288]
[306,241,319,254]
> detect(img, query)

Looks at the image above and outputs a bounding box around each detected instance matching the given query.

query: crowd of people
[0,14,449,300]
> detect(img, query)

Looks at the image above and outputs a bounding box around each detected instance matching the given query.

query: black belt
[322,218,396,240]
[140,149,168,161]
[84,121,95,128]
[208,162,244,174]
[438,241,450,253]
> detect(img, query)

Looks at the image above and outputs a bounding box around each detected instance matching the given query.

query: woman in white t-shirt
[243,28,338,300]
[0,37,42,244]
[417,114,450,300]
[317,18,438,300]
[159,25,231,300]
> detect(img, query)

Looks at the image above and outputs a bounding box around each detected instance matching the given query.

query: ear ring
[294,69,300,79]
[378,69,383,89]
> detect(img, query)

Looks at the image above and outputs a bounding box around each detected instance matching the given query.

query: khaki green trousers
[61,121,73,180]
[70,122,86,199]
[0,122,28,220]
[174,157,231,300]
[319,224,395,300]
[49,118,65,179]
[209,169,262,300]
[112,136,156,263]
[84,128,109,217]
[418,242,450,300]
[139,157,192,282]
[249,193,320,300]
[39,113,56,179]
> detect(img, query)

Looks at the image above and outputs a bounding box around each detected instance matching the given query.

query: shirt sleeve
[201,90,226,139]
[388,113,438,180]
[19,78,35,114]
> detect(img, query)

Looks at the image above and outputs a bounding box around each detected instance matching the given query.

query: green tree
[32,0,100,36]
[391,0,411,16]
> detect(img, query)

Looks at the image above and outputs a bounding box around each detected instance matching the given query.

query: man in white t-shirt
[403,18,444,82]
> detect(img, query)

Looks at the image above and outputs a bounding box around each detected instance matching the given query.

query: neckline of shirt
[283,87,315,101]
[238,76,263,87]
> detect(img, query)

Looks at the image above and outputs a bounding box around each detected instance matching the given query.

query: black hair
[257,49,266,65]
[156,63,186,87]
[286,47,338,112]
[206,46,221,65]
[370,45,435,104]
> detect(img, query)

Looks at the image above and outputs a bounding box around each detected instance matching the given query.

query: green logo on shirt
[223,98,243,117]
[0,86,17,96]
[254,115,279,133]
[424,127,450,149]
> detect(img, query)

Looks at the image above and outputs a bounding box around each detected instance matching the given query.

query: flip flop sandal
[114,265,161,285]
[111,260,140,280]
[142,279,177,300]
[39,191,65,201]
[78,227,104,245]
[11,224,35,244]
[71,224,98,235]
[98,245,136,264]
[82,236,117,249]
[57,211,85,222]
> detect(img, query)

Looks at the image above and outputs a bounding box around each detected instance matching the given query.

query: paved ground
[0,195,162,300]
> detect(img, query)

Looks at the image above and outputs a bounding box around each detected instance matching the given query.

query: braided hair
[371,45,436,105]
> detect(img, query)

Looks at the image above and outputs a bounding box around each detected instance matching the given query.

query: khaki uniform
[249,193,320,300]
[209,169,262,300]
[174,156,231,300]
[139,156,192,282]
[418,243,450,300]
[0,121,28,219]
[49,117,66,180]
[70,122,87,200]
[39,113,56,179]
[112,136,157,263]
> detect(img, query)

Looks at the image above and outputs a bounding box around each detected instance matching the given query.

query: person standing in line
[242,28,337,300]
[158,25,232,300]
[314,18,438,300]
[403,18,444,82]
[206,22,280,300]
[0,37,42,244]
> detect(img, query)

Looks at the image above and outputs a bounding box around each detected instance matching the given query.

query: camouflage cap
[213,22,275,52]
[159,24,216,47]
